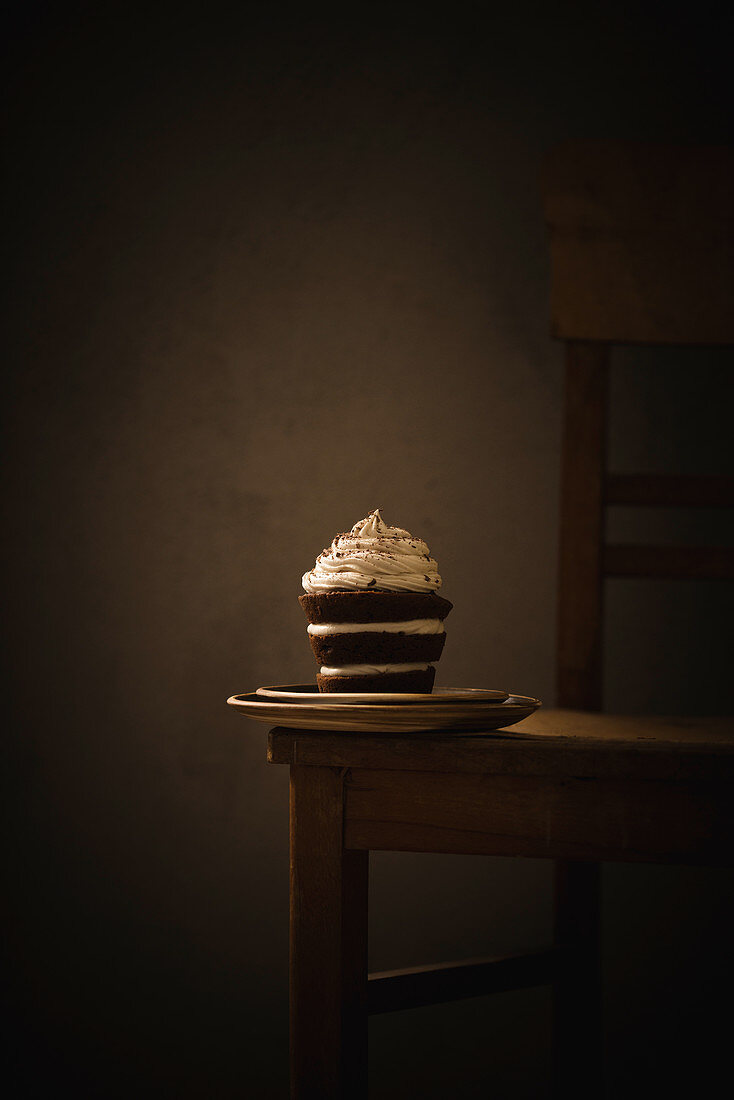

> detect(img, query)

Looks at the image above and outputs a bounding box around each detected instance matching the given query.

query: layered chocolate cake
[300,510,452,693]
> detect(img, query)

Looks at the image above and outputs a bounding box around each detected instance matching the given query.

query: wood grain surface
[341,767,734,865]
[268,710,734,779]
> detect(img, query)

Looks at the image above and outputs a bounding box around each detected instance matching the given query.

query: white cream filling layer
[307,619,444,636]
[319,663,434,676]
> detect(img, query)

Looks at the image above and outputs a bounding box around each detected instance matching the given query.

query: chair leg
[552,860,602,1099]
[289,765,369,1100]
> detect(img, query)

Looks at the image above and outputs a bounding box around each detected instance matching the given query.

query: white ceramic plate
[255,684,509,705]
[227,692,542,733]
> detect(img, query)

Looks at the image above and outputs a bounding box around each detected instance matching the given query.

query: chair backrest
[541,141,734,711]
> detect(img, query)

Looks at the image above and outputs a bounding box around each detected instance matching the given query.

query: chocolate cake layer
[316,667,436,693]
[309,632,445,666]
[299,590,453,625]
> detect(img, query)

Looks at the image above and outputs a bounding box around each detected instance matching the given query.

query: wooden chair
[267,141,734,1099]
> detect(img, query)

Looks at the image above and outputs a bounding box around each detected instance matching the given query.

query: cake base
[316,667,436,694]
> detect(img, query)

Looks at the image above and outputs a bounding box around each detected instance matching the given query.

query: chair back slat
[542,142,734,344]
[604,474,734,508]
[603,544,734,580]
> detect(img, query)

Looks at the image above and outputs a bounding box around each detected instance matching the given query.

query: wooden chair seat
[270,713,734,1097]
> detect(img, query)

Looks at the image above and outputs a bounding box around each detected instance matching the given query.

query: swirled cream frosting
[301,509,442,594]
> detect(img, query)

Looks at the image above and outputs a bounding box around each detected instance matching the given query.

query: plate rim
[226,692,540,733]
[255,683,510,705]
[228,692,542,713]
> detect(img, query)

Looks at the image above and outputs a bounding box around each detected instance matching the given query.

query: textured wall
[5,4,733,1097]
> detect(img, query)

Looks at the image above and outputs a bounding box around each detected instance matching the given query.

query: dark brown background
[4,3,734,1097]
